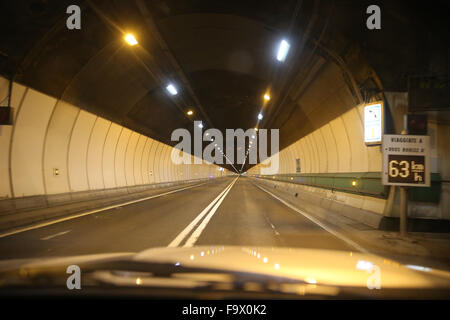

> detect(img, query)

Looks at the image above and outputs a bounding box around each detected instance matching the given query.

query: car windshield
[0,0,449,306]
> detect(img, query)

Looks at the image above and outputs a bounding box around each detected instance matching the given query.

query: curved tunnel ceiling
[0,0,448,172]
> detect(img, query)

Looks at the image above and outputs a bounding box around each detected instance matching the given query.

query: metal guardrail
[253,172,442,202]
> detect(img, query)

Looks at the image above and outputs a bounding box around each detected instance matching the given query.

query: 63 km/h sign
[382,134,430,187]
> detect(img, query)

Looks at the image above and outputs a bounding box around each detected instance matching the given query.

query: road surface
[0,177,355,260]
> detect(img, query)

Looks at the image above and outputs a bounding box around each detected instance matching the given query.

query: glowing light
[257,113,263,120]
[263,257,268,263]
[136,278,142,285]
[406,265,431,272]
[276,39,290,62]
[166,83,178,95]
[198,122,203,129]
[264,93,271,101]
[305,277,317,284]
[352,180,358,186]
[356,260,373,271]
[274,263,280,270]
[190,254,195,260]
[187,110,193,115]
[124,33,138,46]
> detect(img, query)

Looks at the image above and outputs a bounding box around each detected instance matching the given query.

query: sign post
[382,133,430,236]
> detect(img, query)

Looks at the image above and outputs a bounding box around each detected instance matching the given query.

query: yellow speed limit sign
[382,134,430,187]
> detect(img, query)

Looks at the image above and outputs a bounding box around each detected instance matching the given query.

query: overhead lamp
[276,39,290,62]
[187,110,193,115]
[264,93,271,101]
[166,83,178,95]
[124,33,138,46]
[257,113,263,120]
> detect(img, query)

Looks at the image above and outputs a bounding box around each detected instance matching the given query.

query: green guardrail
[254,172,442,203]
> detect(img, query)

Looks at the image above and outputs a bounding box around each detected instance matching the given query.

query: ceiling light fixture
[124,33,138,46]
[258,113,263,120]
[276,39,290,62]
[166,83,178,95]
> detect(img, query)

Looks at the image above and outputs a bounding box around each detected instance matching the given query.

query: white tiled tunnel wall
[0,76,228,199]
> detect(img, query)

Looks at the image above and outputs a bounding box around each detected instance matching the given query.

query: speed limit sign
[382,135,430,187]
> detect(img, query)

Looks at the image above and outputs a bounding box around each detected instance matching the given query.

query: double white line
[168,177,239,248]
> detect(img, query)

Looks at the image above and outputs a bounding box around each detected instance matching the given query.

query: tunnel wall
[249,104,381,176]
[0,76,227,200]
[249,104,386,225]
[249,102,450,223]
[277,104,381,174]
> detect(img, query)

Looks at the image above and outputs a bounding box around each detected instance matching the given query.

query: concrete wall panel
[125,132,140,186]
[11,89,56,197]
[0,80,26,198]
[312,129,328,173]
[87,117,110,190]
[114,128,132,187]
[329,116,351,172]
[140,138,151,184]
[103,123,122,189]
[43,101,79,195]
[134,135,146,185]
[147,139,158,183]
[320,124,338,173]
[67,111,96,192]
[342,108,368,172]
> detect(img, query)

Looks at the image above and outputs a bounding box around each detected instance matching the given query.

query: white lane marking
[270,223,280,236]
[0,182,210,239]
[40,230,71,241]
[168,177,239,248]
[254,183,369,253]
[183,178,238,247]
[263,215,280,236]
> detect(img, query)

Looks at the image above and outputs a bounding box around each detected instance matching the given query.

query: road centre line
[183,178,238,247]
[168,177,239,248]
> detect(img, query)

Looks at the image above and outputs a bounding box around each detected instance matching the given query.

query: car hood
[132,246,450,289]
[1,246,450,290]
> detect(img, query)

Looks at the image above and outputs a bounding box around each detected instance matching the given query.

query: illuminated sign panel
[364,102,383,145]
[382,134,430,187]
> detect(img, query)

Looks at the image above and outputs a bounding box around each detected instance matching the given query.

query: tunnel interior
[0,0,449,227]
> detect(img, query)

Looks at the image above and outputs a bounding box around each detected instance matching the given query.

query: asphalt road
[0,177,355,260]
